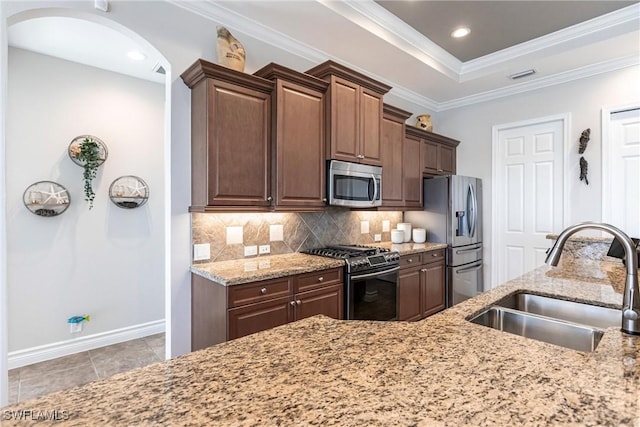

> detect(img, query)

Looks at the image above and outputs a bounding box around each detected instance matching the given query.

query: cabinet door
[403,134,422,207]
[381,116,404,205]
[228,296,292,340]
[422,261,446,318]
[275,79,326,208]
[359,88,383,166]
[330,77,360,161]
[295,283,343,321]
[421,139,439,174]
[206,79,271,206]
[440,145,456,174]
[398,267,422,321]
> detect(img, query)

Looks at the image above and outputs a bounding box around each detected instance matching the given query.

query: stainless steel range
[304,245,400,320]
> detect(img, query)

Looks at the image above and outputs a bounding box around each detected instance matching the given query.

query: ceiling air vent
[153,63,166,75]
[509,69,536,80]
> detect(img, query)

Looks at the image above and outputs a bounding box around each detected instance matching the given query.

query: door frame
[491,113,571,288]
[601,102,640,232]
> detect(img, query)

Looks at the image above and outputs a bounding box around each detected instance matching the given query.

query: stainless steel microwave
[327,160,382,208]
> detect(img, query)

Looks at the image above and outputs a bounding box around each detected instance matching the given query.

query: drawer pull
[260,288,267,294]
[318,277,324,282]
[407,259,413,263]
[432,253,440,257]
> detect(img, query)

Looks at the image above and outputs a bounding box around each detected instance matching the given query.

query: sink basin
[469,306,605,352]
[492,292,620,330]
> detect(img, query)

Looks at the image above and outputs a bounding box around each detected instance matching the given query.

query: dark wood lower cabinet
[398,266,422,321]
[228,296,292,341]
[398,249,446,322]
[192,267,343,350]
[421,261,446,317]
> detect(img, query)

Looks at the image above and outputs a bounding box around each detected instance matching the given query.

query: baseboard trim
[8,320,165,369]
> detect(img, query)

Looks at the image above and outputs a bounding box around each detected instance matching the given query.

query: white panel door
[603,108,640,238]
[496,118,565,284]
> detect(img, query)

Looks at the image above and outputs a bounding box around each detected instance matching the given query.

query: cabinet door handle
[266,196,273,202]
[318,277,324,282]
[296,300,301,305]
[260,288,267,294]
[290,301,296,306]
[322,198,327,203]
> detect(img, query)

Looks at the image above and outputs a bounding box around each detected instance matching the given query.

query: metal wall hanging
[23,181,70,217]
[109,175,149,209]
[68,135,108,209]
[578,128,590,185]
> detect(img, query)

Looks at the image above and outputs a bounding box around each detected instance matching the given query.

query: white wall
[6,48,165,352]
[433,66,640,287]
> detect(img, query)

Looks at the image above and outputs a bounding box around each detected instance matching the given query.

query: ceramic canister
[412,228,426,243]
[397,223,412,243]
[391,229,404,244]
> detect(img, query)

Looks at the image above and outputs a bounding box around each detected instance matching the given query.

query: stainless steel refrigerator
[405,175,483,306]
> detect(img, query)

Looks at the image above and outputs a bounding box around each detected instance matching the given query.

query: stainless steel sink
[492,293,620,330]
[469,306,605,352]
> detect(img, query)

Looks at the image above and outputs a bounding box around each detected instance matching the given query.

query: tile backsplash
[192,208,403,263]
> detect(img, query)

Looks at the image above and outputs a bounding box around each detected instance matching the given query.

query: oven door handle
[350,266,400,280]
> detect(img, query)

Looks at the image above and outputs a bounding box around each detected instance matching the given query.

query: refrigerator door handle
[469,183,478,238]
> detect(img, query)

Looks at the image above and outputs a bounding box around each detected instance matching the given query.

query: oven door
[346,266,400,320]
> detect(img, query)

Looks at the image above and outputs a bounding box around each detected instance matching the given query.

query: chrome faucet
[545,222,640,335]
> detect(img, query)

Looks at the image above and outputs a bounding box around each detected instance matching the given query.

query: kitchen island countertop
[2,258,638,426]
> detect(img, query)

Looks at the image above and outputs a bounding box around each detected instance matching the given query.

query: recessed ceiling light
[451,27,471,38]
[127,51,146,61]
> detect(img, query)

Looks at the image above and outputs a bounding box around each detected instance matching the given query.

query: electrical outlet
[259,244,271,254]
[382,220,390,232]
[361,221,370,234]
[193,243,211,261]
[374,234,382,242]
[244,245,258,257]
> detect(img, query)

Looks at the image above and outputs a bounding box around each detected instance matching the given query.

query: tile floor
[8,333,165,404]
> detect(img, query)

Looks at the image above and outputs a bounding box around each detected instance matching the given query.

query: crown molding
[168,0,638,114]
[167,0,327,64]
[316,0,462,80]
[460,3,640,80]
[438,55,640,112]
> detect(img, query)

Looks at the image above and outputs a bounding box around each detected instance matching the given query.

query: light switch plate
[269,224,284,242]
[374,234,382,242]
[244,245,258,257]
[259,244,271,254]
[193,243,211,261]
[382,220,390,232]
[361,221,370,234]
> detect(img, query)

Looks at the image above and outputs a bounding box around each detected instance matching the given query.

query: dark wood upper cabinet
[381,104,411,207]
[254,63,329,211]
[406,126,459,177]
[306,60,391,166]
[403,132,422,208]
[181,59,273,212]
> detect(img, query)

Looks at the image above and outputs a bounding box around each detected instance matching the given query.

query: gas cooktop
[304,245,389,259]
[304,245,399,274]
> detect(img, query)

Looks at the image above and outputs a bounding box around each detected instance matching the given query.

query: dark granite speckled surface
[2,257,638,426]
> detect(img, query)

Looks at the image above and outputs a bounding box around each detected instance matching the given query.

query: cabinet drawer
[295,268,343,293]
[228,278,292,308]
[400,253,423,268]
[423,249,446,264]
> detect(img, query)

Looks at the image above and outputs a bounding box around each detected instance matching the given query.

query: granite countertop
[3,258,638,426]
[191,242,447,285]
[191,253,345,285]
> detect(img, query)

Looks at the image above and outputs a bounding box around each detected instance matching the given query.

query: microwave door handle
[370,174,378,204]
